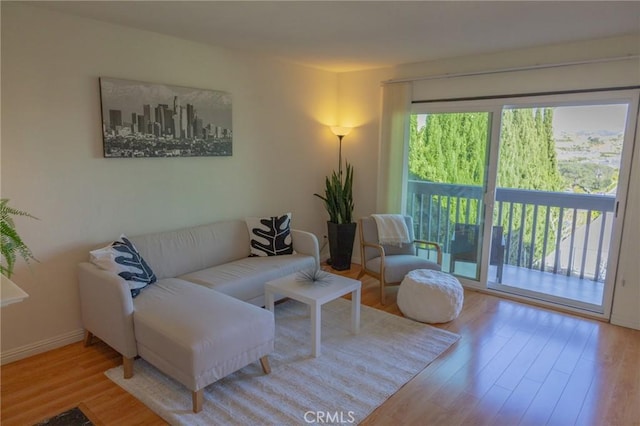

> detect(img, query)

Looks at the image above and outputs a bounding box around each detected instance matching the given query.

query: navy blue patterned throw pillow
[245,213,294,257]
[90,234,157,298]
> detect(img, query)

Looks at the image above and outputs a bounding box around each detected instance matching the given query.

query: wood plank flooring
[2,267,639,425]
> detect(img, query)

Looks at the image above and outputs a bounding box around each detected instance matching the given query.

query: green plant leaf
[313,163,354,224]
[1,199,38,277]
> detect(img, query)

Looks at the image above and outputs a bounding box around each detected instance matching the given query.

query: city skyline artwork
[99,77,232,157]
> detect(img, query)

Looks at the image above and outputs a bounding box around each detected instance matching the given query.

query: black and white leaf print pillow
[90,234,157,298]
[246,213,294,257]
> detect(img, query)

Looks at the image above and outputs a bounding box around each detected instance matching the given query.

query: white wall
[338,35,640,328]
[2,6,638,365]
[0,4,338,362]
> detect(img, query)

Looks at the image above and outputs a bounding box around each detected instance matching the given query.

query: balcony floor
[441,254,605,308]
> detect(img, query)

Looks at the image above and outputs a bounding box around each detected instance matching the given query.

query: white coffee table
[265,271,361,357]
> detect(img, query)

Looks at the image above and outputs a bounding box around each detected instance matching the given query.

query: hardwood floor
[2,267,639,425]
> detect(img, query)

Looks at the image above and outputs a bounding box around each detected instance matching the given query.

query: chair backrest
[451,223,480,261]
[451,223,505,264]
[359,215,416,262]
[490,225,505,264]
[453,224,479,244]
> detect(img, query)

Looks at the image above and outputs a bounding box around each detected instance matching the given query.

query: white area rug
[105,298,459,425]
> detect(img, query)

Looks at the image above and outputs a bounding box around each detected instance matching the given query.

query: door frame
[410,89,639,319]
[410,101,501,289]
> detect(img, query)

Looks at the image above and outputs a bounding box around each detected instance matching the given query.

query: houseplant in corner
[314,156,356,271]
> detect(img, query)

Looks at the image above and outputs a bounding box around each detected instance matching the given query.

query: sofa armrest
[77,262,138,358]
[291,229,320,268]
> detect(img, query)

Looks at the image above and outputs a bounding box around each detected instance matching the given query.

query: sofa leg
[192,389,203,413]
[380,282,386,306]
[259,356,271,374]
[356,269,365,279]
[83,330,94,347]
[123,356,134,379]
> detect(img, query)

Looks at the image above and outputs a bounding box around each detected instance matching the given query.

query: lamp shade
[330,126,352,137]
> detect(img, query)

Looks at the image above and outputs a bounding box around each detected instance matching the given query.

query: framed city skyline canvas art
[99,77,232,157]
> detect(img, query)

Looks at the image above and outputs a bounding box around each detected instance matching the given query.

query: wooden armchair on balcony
[357,215,442,305]
[450,224,505,283]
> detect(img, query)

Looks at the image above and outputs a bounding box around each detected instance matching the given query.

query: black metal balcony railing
[407,180,616,282]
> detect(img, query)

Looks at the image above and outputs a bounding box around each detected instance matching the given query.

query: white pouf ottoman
[397,269,464,323]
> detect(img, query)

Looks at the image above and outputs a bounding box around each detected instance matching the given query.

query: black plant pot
[327,221,357,271]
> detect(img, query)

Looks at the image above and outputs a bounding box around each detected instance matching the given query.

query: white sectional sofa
[78,219,319,412]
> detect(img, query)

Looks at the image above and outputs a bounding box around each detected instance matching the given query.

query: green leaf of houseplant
[313,162,354,225]
[0,199,37,277]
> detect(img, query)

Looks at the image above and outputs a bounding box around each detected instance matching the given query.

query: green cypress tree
[544,108,561,191]
[408,108,563,270]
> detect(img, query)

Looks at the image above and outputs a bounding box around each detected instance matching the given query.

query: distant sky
[100,78,232,128]
[415,103,629,136]
[553,104,628,136]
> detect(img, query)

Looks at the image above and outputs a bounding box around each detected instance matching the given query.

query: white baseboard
[610,314,640,330]
[1,328,85,365]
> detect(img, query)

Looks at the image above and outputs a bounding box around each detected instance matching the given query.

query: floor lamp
[330,126,352,178]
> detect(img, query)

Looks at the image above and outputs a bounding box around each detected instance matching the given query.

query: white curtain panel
[377,82,412,214]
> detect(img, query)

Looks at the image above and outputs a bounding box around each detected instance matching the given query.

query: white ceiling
[31,1,640,72]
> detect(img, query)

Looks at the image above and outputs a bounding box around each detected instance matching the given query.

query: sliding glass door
[406,89,639,316]
[406,108,495,284]
[489,96,638,314]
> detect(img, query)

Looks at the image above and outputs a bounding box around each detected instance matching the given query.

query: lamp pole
[337,134,344,180]
[330,126,351,182]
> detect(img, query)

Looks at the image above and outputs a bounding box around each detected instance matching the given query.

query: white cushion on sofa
[179,254,315,305]
[129,221,251,280]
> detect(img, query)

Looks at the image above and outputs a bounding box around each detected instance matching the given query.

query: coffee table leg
[351,288,361,334]
[265,290,275,312]
[311,302,321,357]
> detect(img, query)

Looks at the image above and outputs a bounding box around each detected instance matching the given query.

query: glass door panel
[406,112,492,281]
[489,103,632,312]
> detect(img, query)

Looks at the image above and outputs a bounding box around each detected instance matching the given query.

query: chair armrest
[362,240,385,258]
[291,229,320,269]
[414,239,443,266]
[361,241,386,275]
[77,262,138,358]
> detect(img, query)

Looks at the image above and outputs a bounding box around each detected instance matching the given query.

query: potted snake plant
[314,163,356,270]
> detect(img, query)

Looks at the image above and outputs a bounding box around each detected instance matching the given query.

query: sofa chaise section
[132,278,274,412]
